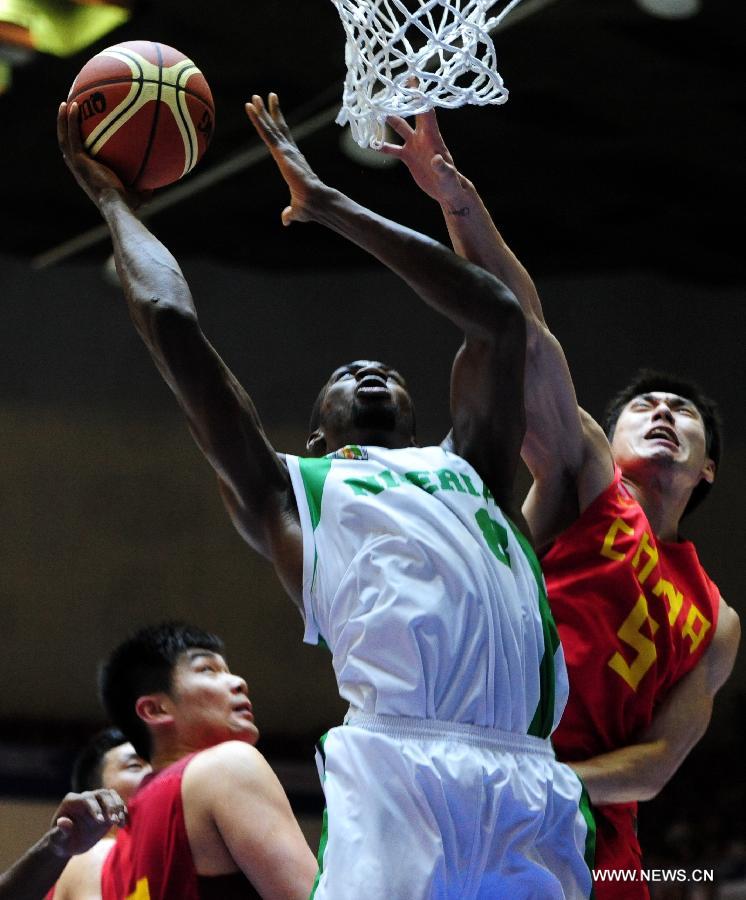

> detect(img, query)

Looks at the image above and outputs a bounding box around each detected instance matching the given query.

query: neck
[327,431,414,452]
[149,738,201,775]
[620,469,691,541]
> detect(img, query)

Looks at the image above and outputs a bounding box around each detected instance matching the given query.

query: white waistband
[344,711,555,756]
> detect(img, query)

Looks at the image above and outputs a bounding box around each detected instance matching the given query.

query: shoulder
[575,409,616,510]
[54,837,114,898]
[184,742,277,794]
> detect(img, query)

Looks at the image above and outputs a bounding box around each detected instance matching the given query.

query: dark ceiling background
[1,0,743,282]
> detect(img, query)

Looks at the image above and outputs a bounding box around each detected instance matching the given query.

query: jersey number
[608,594,659,691]
[475,509,511,568]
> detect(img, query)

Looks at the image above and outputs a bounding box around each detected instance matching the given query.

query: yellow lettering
[127,878,151,900]
[608,594,659,691]
[681,603,711,654]
[631,531,659,585]
[652,577,684,626]
[601,517,635,562]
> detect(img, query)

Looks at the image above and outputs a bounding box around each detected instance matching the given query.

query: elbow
[483,276,526,342]
[126,261,196,324]
[637,740,690,802]
[132,292,199,344]
[637,776,665,802]
[524,317,558,363]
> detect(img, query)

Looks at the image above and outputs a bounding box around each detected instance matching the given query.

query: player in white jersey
[59,93,594,898]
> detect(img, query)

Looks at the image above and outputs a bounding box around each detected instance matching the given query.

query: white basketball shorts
[309,713,595,900]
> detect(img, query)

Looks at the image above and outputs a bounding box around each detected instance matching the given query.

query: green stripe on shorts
[579,783,597,897]
[310,731,330,899]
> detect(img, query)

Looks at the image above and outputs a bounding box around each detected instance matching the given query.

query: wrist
[42,827,72,860]
[97,186,130,217]
[305,184,345,224]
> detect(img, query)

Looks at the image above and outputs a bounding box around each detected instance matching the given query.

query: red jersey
[101,753,259,899]
[543,468,720,897]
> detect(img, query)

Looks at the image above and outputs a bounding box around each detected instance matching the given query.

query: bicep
[610,607,741,796]
[211,758,317,900]
[147,306,299,556]
[449,325,526,511]
[642,607,738,760]
[642,662,712,757]
[218,477,304,606]
[522,403,614,547]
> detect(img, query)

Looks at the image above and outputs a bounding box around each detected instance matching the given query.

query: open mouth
[645,426,679,446]
[355,374,389,397]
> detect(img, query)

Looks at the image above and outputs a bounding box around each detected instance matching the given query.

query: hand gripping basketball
[58,101,150,211]
[245,94,326,226]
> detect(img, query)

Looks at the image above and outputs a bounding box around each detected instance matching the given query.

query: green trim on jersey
[298,457,332,604]
[299,457,333,531]
[579,783,597,896]
[507,520,560,739]
[310,732,330,899]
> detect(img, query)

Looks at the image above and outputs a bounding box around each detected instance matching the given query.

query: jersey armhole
[285,455,321,645]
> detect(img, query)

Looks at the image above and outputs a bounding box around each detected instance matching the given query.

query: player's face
[100,742,151,803]
[611,391,715,486]
[312,360,416,452]
[168,649,260,750]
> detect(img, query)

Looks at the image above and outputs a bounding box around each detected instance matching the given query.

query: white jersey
[286,444,568,737]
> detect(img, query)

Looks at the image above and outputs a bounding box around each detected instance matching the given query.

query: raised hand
[244,93,328,225]
[57,101,151,211]
[379,110,470,206]
[48,789,127,858]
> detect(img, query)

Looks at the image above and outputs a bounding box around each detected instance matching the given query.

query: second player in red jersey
[97,623,318,900]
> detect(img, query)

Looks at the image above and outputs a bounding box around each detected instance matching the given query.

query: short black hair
[99,622,224,761]
[71,726,129,793]
[602,369,722,517]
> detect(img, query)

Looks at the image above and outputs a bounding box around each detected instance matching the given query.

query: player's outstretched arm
[571,598,740,804]
[0,790,125,900]
[246,94,527,511]
[385,112,615,545]
[183,743,318,899]
[57,102,302,593]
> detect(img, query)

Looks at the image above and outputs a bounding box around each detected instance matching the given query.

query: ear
[700,457,716,485]
[135,694,174,727]
[306,429,327,457]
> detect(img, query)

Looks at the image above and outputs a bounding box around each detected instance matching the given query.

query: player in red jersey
[51,728,150,900]
[385,110,741,896]
[98,622,318,900]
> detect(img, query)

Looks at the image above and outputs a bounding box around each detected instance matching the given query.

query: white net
[331,0,524,148]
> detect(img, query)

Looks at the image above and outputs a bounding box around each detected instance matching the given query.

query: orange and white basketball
[67,40,214,191]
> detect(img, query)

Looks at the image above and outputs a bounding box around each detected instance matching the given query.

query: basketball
[67,40,214,191]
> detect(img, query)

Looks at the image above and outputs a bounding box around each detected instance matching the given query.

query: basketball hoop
[330,0,524,148]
